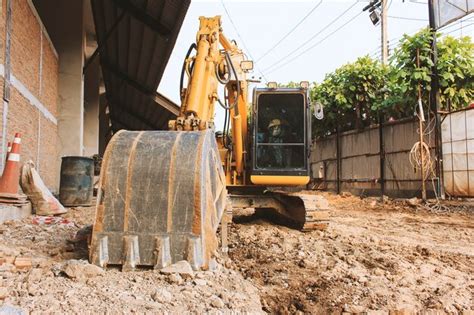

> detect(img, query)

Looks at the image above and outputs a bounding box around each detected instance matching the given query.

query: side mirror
[313,102,324,120]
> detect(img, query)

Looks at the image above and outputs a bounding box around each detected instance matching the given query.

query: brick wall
[0,0,59,191]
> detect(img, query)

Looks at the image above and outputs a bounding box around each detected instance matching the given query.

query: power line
[388,15,428,21]
[442,22,474,35]
[267,9,365,75]
[256,0,323,62]
[219,0,268,82]
[262,1,361,73]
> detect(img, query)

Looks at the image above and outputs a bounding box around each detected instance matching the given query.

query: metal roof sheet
[91,0,189,131]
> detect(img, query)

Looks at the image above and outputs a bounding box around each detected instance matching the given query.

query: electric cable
[262,1,361,73]
[443,22,474,35]
[256,0,323,62]
[266,9,365,75]
[388,15,428,22]
[220,0,269,83]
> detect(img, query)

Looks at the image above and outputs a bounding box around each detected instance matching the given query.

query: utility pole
[381,0,388,64]
[428,0,445,199]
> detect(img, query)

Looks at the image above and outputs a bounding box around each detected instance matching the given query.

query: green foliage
[310,29,473,138]
[277,81,300,88]
[389,28,474,112]
[437,35,474,109]
[311,56,387,137]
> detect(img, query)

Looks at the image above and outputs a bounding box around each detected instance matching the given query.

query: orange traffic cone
[0,133,21,194]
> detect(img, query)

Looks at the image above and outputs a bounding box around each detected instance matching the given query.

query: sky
[157,0,473,130]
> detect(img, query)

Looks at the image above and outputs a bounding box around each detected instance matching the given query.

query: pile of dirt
[0,207,262,313]
[228,192,474,313]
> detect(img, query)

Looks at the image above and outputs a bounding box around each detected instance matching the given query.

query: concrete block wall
[0,0,59,191]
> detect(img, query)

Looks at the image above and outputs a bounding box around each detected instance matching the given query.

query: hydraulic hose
[179,43,197,102]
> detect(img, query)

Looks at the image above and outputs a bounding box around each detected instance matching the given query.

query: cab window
[255,93,306,169]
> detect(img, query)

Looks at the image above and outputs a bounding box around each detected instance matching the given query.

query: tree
[389,28,473,112]
[311,56,387,137]
[437,35,474,110]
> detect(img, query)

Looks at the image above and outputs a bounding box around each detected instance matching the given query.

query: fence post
[379,112,385,201]
[336,110,341,194]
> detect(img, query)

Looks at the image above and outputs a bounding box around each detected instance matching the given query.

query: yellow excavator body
[89,16,329,270]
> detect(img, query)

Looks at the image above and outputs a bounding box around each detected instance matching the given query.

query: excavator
[89,16,329,271]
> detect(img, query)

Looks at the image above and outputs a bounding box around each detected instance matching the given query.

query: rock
[210,295,225,308]
[407,197,420,207]
[27,283,39,296]
[0,263,15,272]
[27,268,43,283]
[208,258,219,271]
[14,257,32,271]
[160,261,194,279]
[63,260,104,280]
[341,192,352,198]
[166,273,183,285]
[357,276,368,284]
[4,256,15,264]
[373,268,384,276]
[151,288,173,303]
[0,287,8,300]
[0,304,26,315]
[343,304,366,313]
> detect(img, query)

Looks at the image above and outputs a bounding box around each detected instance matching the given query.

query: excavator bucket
[89,129,227,271]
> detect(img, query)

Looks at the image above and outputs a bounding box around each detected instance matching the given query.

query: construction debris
[0,194,472,313]
[20,161,66,216]
[62,260,105,280]
[160,260,195,279]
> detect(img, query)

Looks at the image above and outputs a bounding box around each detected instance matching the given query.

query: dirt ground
[229,192,474,314]
[0,192,473,314]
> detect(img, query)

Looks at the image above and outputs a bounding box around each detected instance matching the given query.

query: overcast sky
[158,0,473,130]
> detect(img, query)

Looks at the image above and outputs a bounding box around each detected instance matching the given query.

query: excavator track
[285,192,330,231]
[229,189,330,231]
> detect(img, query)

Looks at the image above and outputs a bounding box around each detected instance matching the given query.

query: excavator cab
[250,86,311,186]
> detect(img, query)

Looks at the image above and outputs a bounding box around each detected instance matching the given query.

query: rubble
[13,257,32,271]
[0,193,472,313]
[160,260,194,279]
[62,260,105,280]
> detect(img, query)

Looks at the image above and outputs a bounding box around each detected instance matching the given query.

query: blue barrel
[59,156,94,206]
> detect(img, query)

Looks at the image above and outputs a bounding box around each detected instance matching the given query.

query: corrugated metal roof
[91,0,189,131]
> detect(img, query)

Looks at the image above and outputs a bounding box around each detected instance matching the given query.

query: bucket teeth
[98,236,109,268]
[122,235,140,271]
[154,236,172,270]
[186,236,203,271]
